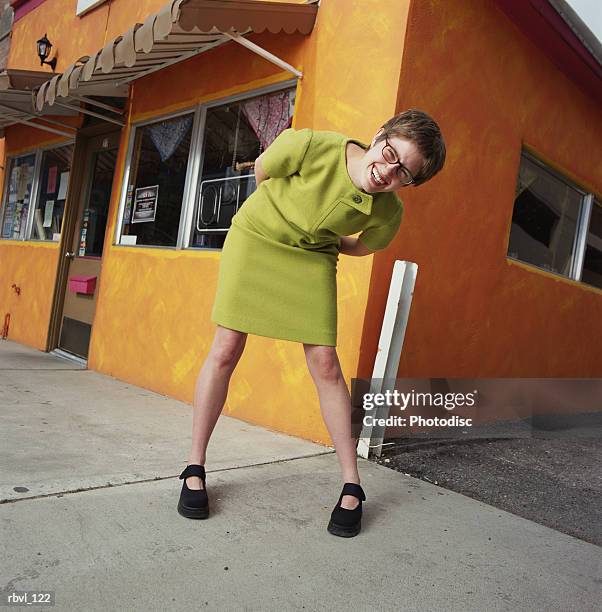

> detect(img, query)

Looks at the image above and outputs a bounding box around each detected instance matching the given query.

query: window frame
[113,105,200,250]
[113,78,298,252]
[507,149,600,289]
[0,139,75,242]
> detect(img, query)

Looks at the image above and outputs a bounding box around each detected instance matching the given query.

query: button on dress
[211,128,404,346]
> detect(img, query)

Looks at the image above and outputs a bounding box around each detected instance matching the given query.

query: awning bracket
[223,30,303,79]
[70,95,125,115]
[0,103,76,138]
[51,101,125,126]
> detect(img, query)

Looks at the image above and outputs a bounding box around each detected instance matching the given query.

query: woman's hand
[338,236,375,256]
[253,154,269,187]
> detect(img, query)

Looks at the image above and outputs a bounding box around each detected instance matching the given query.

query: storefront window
[1,154,36,240]
[120,112,194,247]
[189,88,295,248]
[508,154,584,277]
[31,144,74,241]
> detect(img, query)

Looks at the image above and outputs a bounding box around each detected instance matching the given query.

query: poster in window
[16,166,28,200]
[47,166,58,193]
[58,172,70,200]
[132,185,159,224]
[79,210,89,256]
[12,202,23,237]
[9,166,18,196]
[123,184,134,224]
[43,201,55,228]
[2,202,15,237]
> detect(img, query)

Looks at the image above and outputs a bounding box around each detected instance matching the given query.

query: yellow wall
[359,0,602,385]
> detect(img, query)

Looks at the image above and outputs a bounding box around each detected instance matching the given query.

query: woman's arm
[338,236,375,257]
[251,153,372,257]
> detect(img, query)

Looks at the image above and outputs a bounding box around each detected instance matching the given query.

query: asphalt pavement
[375,436,601,546]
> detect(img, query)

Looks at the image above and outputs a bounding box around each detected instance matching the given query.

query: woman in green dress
[178,109,446,537]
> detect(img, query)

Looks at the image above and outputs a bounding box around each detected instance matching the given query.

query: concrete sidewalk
[1,339,599,611]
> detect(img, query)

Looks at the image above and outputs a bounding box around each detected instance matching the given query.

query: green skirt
[211,221,339,346]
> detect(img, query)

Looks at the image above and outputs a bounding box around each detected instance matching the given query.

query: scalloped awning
[34,0,318,113]
[0,69,78,137]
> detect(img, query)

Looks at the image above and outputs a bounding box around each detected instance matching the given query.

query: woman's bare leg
[303,344,360,510]
[185,325,248,490]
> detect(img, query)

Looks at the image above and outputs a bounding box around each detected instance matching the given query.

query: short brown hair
[377,109,446,186]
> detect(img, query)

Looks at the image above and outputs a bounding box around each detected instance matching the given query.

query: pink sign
[47,166,58,193]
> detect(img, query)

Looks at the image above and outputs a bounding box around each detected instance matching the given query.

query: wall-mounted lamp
[36,33,57,71]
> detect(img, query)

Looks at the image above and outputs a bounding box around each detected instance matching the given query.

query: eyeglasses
[381,135,415,186]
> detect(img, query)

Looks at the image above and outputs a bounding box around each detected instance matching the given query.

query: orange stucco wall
[4,0,600,439]
[0,241,58,348]
[8,0,110,72]
[0,125,76,349]
[359,0,602,384]
[1,0,410,445]
[90,0,410,445]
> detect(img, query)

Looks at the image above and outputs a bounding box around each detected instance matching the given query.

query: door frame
[46,123,122,352]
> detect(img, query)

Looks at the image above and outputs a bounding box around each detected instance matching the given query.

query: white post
[357,260,418,459]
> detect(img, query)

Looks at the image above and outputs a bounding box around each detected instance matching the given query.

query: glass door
[57,132,119,359]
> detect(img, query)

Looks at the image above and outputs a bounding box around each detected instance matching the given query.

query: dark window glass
[1,154,36,240]
[581,200,602,290]
[507,155,582,277]
[120,113,193,247]
[77,148,117,257]
[32,144,74,241]
[190,88,295,249]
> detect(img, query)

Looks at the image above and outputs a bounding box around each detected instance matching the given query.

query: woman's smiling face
[356,129,425,194]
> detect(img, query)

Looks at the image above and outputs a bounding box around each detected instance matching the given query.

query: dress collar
[341,135,403,213]
[341,137,374,206]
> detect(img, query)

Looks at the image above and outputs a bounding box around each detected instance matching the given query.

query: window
[507,152,601,289]
[0,142,74,242]
[190,88,295,249]
[120,112,194,247]
[115,82,297,250]
[1,153,36,240]
[31,144,74,241]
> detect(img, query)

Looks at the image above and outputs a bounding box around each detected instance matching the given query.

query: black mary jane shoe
[327,482,366,538]
[177,464,209,519]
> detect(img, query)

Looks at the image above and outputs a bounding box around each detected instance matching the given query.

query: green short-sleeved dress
[210,128,404,346]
